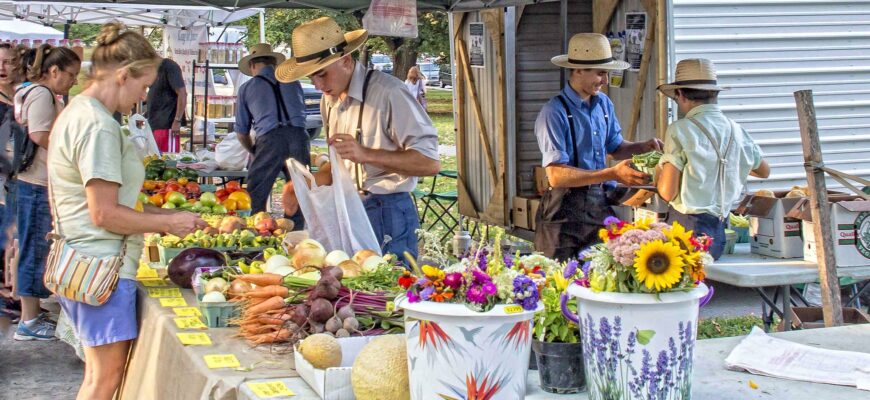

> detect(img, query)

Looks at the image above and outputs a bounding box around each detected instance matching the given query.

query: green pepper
[162,168,180,181]
[146,159,166,171]
[145,171,160,181]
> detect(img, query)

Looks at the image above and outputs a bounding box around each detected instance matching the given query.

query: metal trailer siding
[671,0,870,193]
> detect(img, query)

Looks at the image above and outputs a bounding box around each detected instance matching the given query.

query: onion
[324,250,350,267]
[204,277,229,294]
[271,266,295,277]
[337,260,363,278]
[296,239,326,254]
[265,255,292,273]
[228,280,252,297]
[293,247,326,270]
[202,291,227,303]
[352,249,378,266]
[361,255,385,272]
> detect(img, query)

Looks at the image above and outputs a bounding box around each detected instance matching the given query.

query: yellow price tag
[137,267,159,279]
[160,297,188,307]
[140,279,168,287]
[148,288,182,298]
[504,305,523,314]
[246,381,295,398]
[176,332,212,346]
[173,307,203,317]
[174,316,207,330]
[203,354,241,369]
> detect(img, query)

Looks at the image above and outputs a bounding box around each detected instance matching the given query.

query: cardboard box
[533,167,549,195]
[529,198,541,231]
[735,192,804,258]
[295,335,397,400]
[778,307,870,331]
[790,196,870,267]
[512,197,531,229]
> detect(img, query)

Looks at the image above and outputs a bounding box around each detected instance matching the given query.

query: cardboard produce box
[778,307,870,331]
[788,196,870,267]
[529,198,541,231]
[735,192,804,258]
[512,197,531,230]
[295,335,399,400]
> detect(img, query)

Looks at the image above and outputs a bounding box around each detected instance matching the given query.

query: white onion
[324,250,350,266]
[202,291,227,303]
[264,255,292,273]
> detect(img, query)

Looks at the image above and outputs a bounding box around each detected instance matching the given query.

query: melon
[298,333,342,369]
[351,335,409,400]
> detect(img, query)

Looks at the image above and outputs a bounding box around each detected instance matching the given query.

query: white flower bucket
[396,299,541,400]
[565,283,709,400]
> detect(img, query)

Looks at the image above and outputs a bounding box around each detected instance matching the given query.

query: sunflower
[634,240,686,291]
[665,221,694,250]
[633,218,653,231]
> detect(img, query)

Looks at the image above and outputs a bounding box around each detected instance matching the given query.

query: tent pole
[259,10,266,43]
[63,23,70,39]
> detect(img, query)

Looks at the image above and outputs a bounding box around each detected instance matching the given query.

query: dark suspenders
[555,94,610,168]
[324,69,376,190]
[254,75,292,127]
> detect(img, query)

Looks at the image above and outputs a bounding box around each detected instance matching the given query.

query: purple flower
[603,216,621,226]
[443,272,463,289]
[482,282,497,296]
[504,255,513,268]
[512,275,539,311]
[420,285,435,301]
[581,261,591,277]
[476,250,488,270]
[563,260,579,279]
[407,290,421,303]
[471,268,491,284]
[466,285,486,304]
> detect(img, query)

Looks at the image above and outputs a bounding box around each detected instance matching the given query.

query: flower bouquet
[564,217,713,400]
[396,235,553,399]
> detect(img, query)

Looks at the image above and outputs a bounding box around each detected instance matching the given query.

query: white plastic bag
[362,0,418,38]
[215,132,249,170]
[127,114,160,158]
[287,148,381,256]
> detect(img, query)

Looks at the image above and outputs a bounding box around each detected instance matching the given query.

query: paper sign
[246,381,295,398]
[176,332,212,346]
[148,288,182,298]
[204,354,241,369]
[160,297,188,307]
[140,279,168,287]
[174,316,207,330]
[504,305,523,314]
[137,267,159,279]
[174,307,203,317]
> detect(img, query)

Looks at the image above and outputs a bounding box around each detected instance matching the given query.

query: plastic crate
[724,229,738,254]
[734,226,750,244]
[157,244,185,265]
[198,300,240,328]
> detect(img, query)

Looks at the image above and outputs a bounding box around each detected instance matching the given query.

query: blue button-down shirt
[535,87,624,186]
[235,65,305,136]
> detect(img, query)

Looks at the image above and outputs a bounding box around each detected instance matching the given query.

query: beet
[342,316,360,332]
[309,321,325,334]
[311,279,340,301]
[167,248,227,288]
[335,328,350,338]
[321,265,343,281]
[336,305,355,320]
[325,316,343,333]
[309,298,333,323]
[291,304,309,326]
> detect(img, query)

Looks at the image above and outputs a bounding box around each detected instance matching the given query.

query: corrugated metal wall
[672,0,870,193]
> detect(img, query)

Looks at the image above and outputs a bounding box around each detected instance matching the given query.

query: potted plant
[564,217,714,400]
[532,258,587,393]
[395,234,549,400]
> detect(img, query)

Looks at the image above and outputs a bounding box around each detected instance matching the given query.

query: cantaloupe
[298,333,342,369]
[351,335,409,400]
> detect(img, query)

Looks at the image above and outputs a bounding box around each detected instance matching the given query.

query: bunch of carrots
[233,272,295,345]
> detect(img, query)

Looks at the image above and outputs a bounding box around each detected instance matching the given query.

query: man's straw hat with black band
[657,58,728,99]
[238,43,286,76]
[275,17,368,83]
[551,33,630,71]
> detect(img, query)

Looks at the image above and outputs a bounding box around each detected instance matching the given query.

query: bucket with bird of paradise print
[397,298,542,400]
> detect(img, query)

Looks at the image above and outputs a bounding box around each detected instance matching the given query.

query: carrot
[257,315,289,325]
[247,328,291,344]
[244,285,289,298]
[245,296,287,315]
[235,273,283,287]
[241,324,280,335]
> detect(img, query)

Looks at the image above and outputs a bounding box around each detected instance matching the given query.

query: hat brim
[275,29,368,83]
[657,83,728,99]
[550,55,630,71]
[238,51,287,76]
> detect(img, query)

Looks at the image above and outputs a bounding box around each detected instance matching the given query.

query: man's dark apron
[534,95,616,261]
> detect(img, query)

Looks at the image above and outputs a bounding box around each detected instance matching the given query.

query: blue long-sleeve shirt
[235,65,305,136]
[534,86,624,187]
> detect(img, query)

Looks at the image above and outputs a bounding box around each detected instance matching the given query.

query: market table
[119,282,298,400]
[706,243,870,331]
[237,324,870,399]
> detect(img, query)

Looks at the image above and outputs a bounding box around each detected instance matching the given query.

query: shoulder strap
[19,84,56,106]
[688,116,736,219]
[555,94,576,167]
[253,75,290,126]
[352,69,377,190]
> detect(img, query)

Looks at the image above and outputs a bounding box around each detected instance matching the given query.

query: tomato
[225,180,242,193]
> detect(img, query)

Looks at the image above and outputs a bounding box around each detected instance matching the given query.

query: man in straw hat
[655,58,769,259]
[534,33,663,261]
[275,17,439,261]
[234,43,308,229]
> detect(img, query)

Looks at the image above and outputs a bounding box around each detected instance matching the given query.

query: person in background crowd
[49,22,206,400]
[12,43,81,341]
[655,58,770,260]
[145,57,186,152]
[234,43,308,229]
[534,33,662,261]
[0,42,22,323]
[276,17,440,261]
[405,65,427,109]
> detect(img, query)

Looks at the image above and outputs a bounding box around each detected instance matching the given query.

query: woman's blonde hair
[89,22,161,81]
[19,44,80,82]
[406,65,423,83]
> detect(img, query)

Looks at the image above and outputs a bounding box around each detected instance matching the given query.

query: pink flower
[443,272,463,289]
[482,282,497,296]
[407,290,421,303]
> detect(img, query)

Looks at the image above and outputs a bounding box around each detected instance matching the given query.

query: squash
[351,335,409,400]
[298,333,342,369]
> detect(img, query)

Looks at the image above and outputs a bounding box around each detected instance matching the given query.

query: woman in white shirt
[405,65,427,110]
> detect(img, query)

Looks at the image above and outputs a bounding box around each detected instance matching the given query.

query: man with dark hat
[534,33,663,261]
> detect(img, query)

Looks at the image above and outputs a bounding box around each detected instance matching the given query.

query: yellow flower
[421,265,445,280]
[599,228,611,243]
[665,221,694,250]
[633,218,652,231]
[552,271,569,292]
[634,240,686,291]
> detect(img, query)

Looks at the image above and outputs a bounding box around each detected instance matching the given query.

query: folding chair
[416,170,460,242]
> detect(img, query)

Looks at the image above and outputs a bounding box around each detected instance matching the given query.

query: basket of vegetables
[196,266,243,327]
[631,150,663,176]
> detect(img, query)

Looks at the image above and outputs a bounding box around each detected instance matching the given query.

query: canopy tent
[0,18,63,41]
[1,1,260,28]
[11,0,543,13]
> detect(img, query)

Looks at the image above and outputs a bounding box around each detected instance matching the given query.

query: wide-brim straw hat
[275,17,368,83]
[238,43,286,76]
[658,58,728,99]
[551,33,630,71]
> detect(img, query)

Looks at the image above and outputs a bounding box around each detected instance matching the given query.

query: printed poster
[625,12,647,71]
[469,22,485,68]
[163,26,212,93]
[609,37,626,87]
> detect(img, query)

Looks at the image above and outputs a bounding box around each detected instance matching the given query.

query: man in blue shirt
[235,43,307,228]
[534,33,663,260]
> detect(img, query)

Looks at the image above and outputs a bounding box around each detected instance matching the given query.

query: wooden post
[482,8,508,225]
[794,90,844,327]
[593,0,621,34]
[457,39,499,185]
[453,13,480,218]
[656,0,668,139]
[626,13,656,141]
